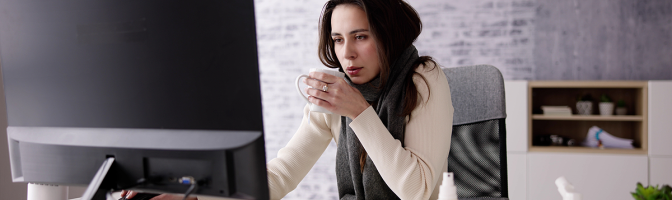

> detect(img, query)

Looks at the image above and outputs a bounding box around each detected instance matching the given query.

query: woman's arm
[266,105,336,200]
[349,65,453,200]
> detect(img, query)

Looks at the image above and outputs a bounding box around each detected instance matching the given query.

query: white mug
[295,68,346,114]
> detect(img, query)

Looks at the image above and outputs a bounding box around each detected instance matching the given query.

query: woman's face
[331,4,380,85]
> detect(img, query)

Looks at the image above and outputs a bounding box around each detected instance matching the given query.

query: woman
[267,0,453,199]
[124,0,453,199]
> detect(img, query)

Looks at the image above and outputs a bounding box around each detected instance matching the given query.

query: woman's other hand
[303,71,370,119]
[120,190,197,200]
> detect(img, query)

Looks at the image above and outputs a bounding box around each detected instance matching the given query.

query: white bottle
[438,172,458,200]
[555,176,582,200]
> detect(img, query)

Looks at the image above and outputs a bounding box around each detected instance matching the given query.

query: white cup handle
[296,74,310,103]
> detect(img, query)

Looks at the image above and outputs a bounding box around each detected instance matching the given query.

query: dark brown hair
[317,0,438,171]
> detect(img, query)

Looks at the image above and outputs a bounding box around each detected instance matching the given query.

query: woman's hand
[303,71,370,119]
[120,190,198,200]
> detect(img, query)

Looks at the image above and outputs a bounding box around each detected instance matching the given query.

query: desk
[77,193,511,200]
[71,192,240,200]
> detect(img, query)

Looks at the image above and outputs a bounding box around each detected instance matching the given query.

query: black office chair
[443,65,508,200]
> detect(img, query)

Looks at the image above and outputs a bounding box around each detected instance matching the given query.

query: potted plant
[616,100,628,115]
[576,94,593,115]
[631,182,672,200]
[599,94,614,116]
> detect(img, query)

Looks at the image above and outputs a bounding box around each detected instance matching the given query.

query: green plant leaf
[617,99,626,107]
[661,184,671,193]
[600,94,611,102]
[633,182,669,200]
[662,184,672,200]
[636,182,652,196]
[632,192,644,200]
[578,93,593,101]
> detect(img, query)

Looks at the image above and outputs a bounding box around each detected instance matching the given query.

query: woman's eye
[333,38,343,43]
[355,35,366,40]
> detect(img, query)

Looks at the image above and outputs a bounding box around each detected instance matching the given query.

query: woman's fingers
[303,77,330,91]
[307,95,333,108]
[305,84,333,99]
[120,190,136,199]
[308,71,338,84]
[304,71,348,89]
[304,75,338,101]
[302,71,368,118]
[120,191,197,200]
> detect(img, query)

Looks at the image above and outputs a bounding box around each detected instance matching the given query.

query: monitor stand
[28,156,240,200]
[81,157,117,200]
[26,158,116,200]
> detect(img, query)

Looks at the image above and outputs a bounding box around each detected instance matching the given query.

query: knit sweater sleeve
[349,65,454,200]
[266,105,336,200]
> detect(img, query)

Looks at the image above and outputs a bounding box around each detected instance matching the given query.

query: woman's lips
[346,66,363,76]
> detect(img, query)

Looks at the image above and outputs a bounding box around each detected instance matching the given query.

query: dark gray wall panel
[534,0,672,80]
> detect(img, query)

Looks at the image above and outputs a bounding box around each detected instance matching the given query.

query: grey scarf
[336,45,419,199]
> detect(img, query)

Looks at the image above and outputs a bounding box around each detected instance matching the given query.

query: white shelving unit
[648,81,672,188]
[504,80,672,200]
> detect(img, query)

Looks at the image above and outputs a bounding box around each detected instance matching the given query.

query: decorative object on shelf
[542,106,572,116]
[575,94,593,115]
[631,182,671,200]
[533,135,553,146]
[599,94,614,116]
[616,100,628,115]
[533,135,575,146]
[583,126,634,149]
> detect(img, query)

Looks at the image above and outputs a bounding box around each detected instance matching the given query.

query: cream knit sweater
[267,64,453,200]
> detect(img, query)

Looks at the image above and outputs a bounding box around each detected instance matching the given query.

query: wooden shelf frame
[528,146,647,155]
[532,114,643,121]
[529,81,648,88]
[528,81,648,154]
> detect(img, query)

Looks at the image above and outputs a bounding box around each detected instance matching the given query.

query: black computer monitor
[0,0,268,199]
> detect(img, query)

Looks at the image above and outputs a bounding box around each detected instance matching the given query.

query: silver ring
[322,85,328,92]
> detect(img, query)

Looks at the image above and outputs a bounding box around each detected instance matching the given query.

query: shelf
[529,146,647,155]
[529,81,648,88]
[532,114,643,121]
[528,81,648,155]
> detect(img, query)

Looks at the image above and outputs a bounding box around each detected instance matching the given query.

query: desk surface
[71,192,510,200]
[71,191,238,200]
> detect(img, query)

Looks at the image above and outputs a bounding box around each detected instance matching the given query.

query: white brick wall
[410,0,535,79]
[254,0,535,199]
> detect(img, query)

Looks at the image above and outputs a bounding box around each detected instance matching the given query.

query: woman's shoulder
[413,60,446,86]
[408,59,453,121]
[411,59,450,102]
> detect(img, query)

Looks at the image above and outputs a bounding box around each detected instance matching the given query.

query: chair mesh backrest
[449,119,507,198]
[443,65,508,198]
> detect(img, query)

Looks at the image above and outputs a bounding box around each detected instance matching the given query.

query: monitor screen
[0,0,268,199]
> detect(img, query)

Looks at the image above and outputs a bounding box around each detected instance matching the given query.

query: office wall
[534,0,672,80]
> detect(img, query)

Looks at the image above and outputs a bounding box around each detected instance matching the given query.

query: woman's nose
[342,40,357,60]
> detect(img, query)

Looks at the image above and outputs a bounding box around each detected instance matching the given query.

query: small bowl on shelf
[615,107,627,115]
